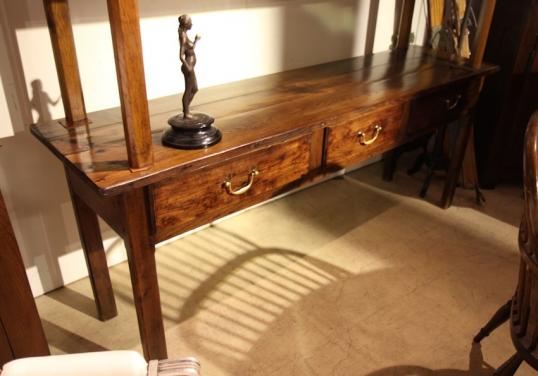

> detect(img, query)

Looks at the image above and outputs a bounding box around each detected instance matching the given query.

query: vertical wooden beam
[365,0,380,55]
[396,0,416,50]
[43,0,87,126]
[0,319,14,367]
[0,190,49,364]
[107,0,154,171]
[470,0,497,68]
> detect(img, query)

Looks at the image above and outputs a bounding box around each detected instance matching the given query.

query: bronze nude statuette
[162,14,222,150]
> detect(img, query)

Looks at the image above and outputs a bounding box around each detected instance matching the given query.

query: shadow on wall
[281,1,359,70]
[30,80,60,124]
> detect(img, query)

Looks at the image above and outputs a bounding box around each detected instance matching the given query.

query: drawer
[325,104,404,168]
[153,136,311,242]
[407,84,467,136]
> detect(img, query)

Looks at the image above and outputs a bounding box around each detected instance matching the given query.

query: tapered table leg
[122,188,167,361]
[67,176,117,321]
[441,115,473,208]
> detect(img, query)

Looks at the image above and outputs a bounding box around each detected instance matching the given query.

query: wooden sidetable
[32,46,496,360]
[33,0,498,361]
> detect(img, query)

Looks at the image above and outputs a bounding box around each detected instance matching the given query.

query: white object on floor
[1,351,148,376]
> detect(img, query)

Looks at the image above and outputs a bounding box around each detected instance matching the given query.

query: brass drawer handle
[446,94,462,110]
[224,169,259,196]
[357,125,383,146]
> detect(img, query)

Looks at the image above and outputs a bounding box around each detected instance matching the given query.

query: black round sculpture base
[162,113,222,150]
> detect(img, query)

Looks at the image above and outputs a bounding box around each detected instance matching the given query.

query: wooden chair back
[512,111,538,368]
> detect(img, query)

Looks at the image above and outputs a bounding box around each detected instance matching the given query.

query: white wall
[0,0,426,297]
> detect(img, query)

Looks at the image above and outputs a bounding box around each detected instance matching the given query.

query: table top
[31,46,496,196]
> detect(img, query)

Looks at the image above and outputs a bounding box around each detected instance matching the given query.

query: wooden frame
[0,190,49,366]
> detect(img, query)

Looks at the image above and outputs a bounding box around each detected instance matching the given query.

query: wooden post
[396,0,416,50]
[0,191,49,366]
[365,0,380,55]
[43,0,87,126]
[107,0,154,171]
[470,0,497,69]
[441,1,497,208]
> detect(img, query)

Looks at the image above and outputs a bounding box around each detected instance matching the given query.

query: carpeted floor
[36,160,533,375]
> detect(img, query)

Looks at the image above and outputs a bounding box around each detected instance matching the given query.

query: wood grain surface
[0,191,49,364]
[31,46,497,197]
[325,103,404,168]
[153,136,311,242]
[107,0,154,170]
[407,82,467,136]
[43,0,87,126]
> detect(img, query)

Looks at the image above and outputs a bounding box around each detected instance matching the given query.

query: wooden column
[471,0,497,69]
[43,0,87,126]
[107,0,154,171]
[0,191,49,366]
[396,0,416,50]
[365,0,380,55]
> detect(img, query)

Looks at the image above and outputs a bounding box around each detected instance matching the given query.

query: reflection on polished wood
[31,46,496,360]
[32,47,494,196]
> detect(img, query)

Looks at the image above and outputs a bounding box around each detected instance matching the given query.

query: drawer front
[407,84,467,136]
[325,104,404,168]
[153,136,311,241]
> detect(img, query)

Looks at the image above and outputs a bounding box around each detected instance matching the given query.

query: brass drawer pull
[358,125,383,146]
[224,169,259,196]
[446,94,462,110]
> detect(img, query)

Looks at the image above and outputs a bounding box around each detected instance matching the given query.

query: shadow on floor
[46,287,98,319]
[345,155,523,228]
[41,320,108,354]
[364,343,495,376]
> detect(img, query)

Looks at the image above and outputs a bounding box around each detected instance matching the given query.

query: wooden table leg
[67,179,118,321]
[122,188,167,360]
[441,114,473,209]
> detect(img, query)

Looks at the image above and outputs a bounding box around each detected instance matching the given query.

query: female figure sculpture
[178,14,199,119]
[162,14,221,149]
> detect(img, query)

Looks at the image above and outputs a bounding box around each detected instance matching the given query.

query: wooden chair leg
[493,353,524,376]
[68,180,117,321]
[474,300,512,343]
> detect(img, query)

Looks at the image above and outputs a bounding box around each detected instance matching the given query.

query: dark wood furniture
[0,190,49,366]
[475,0,538,188]
[474,112,538,375]
[31,49,495,360]
[30,0,497,361]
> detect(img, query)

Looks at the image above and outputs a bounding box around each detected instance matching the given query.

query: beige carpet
[36,160,533,375]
